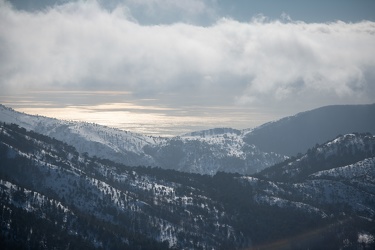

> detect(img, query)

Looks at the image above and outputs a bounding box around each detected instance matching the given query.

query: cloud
[0,0,375,112]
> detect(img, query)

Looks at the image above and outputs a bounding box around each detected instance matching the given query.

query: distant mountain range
[244,104,375,156]
[1,103,374,175]
[1,119,374,249]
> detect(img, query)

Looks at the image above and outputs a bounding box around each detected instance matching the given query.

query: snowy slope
[2,103,374,175]
[0,122,249,249]
[145,127,287,174]
[0,104,287,174]
[0,104,160,166]
[312,157,375,181]
[260,133,375,181]
[1,122,374,249]
[253,133,375,218]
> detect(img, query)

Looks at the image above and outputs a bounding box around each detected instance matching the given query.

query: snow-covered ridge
[311,157,375,181]
[0,104,158,146]
[0,104,163,166]
[259,132,375,182]
[180,128,247,159]
[315,133,375,159]
[0,104,287,174]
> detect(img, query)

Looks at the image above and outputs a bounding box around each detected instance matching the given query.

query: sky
[1,0,375,136]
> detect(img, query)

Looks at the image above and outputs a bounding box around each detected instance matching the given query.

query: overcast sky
[1,0,375,136]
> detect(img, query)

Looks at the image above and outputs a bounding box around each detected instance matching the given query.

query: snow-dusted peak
[326,133,369,146]
[316,133,375,157]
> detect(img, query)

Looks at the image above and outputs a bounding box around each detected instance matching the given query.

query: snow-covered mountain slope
[244,103,375,156]
[0,104,160,166]
[0,122,246,249]
[241,134,375,223]
[0,104,286,174]
[312,157,375,181]
[259,133,375,182]
[1,122,374,249]
[145,129,287,174]
[2,103,374,175]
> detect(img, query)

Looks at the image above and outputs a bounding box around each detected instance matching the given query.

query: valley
[0,104,374,249]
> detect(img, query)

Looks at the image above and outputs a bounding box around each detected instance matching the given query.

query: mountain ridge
[258,132,375,182]
[1,122,374,249]
[244,103,375,156]
[1,103,374,175]
[0,104,285,174]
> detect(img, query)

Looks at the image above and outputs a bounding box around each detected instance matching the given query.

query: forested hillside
[1,122,374,249]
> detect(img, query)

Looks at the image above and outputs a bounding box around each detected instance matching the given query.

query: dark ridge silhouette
[244,103,375,156]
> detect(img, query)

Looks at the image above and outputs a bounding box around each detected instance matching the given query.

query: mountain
[144,129,286,174]
[244,103,375,156]
[259,133,375,182]
[0,104,286,174]
[0,122,248,249]
[249,134,375,238]
[1,122,374,249]
[1,103,374,175]
[0,104,158,166]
